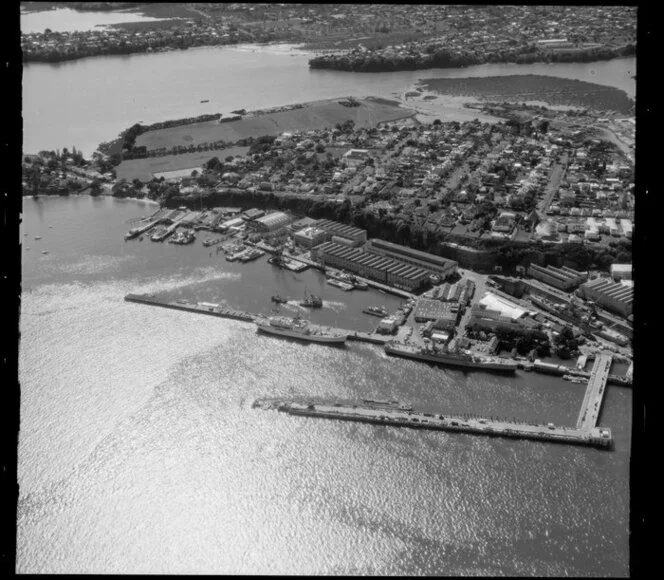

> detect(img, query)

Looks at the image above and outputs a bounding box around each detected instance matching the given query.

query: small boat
[326,277,354,291]
[200,99,209,103]
[41,250,49,254]
[271,295,288,304]
[327,269,368,290]
[34,236,42,240]
[363,306,388,317]
[300,289,323,308]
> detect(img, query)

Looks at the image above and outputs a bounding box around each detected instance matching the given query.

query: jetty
[124,219,160,239]
[253,398,612,449]
[124,293,391,345]
[576,352,612,431]
[126,290,616,450]
[124,293,255,323]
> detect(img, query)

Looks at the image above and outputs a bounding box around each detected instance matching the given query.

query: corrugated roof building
[315,219,367,247]
[527,263,588,291]
[246,211,292,233]
[578,277,633,318]
[365,238,458,279]
[312,242,430,291]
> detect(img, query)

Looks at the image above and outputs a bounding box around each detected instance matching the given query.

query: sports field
[115,146,250,181]
[135,97,416,152]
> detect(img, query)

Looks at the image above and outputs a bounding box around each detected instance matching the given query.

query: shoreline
[416,74,634,115]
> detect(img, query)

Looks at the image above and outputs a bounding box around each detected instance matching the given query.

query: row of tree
[309,43,635,73]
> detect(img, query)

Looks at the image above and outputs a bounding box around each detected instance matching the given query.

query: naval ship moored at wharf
[384,341,518,373]
[255,315,347,345]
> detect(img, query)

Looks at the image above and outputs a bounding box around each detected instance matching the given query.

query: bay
[22,44,635,156]
[18,196,631,575]
[19,15,634,573]
[20,7,175,34]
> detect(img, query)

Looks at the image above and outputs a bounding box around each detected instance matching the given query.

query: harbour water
[22,42,635,156]
[19,7,634,571]
[20,6,176,34]
[18,196,631,575]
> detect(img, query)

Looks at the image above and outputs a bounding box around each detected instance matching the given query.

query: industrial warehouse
[312,241,433,291]
[364,238,458,279]
[527,263,588,291]
[577,277,633,318]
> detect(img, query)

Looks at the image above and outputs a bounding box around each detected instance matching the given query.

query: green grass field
[135,98,416,152]
[115,146,250,181]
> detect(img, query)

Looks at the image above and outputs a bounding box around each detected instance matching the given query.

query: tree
[553,325,579,359]
[205,156,222,172]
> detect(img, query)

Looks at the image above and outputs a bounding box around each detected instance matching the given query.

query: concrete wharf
[291,256,415,299]
[253,398,612,449]
[356,278,415,299]
[124,293,392,345]
[286,255,325,272]
[345,331,389,345]
[528,358,630,387]
[125,292,615,449]
[124,293,255,323]
[576,352,612,431]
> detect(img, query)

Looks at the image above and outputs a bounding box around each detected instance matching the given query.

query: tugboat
[363,305,388,317]
[300,289,323,308]
[271,295,288,304]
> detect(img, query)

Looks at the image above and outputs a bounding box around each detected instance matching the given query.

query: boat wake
[322,300,347,313]
[135,269,242,295]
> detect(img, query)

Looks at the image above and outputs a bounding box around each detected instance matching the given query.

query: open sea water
[17,196,631,575]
